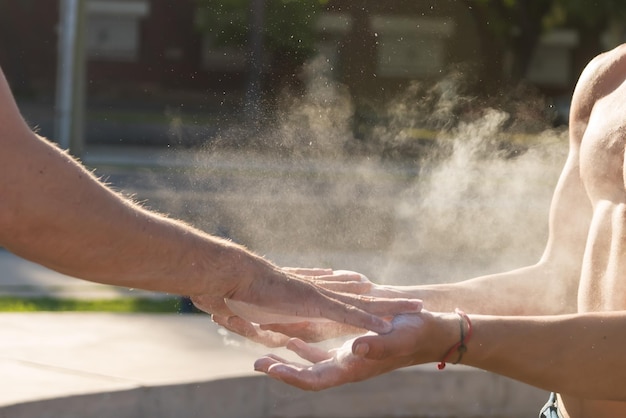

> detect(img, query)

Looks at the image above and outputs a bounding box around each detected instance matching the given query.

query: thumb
[352,334,389,360]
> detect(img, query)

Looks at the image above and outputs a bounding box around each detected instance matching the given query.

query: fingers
[254,358,327,391]
[350,313,426,360]
[281,269,414,335]
[254,340,334,391]
[331,270,369,282]
[282,268,365,283]
[212,315,290,347]
[283,267,333,276]
[254,353,302,371]
[312,271,365,282]
[313,280,371,293]
[325,288,423,316]
[260,321,363,342]
[212,314,256,338]
[286,338,332,363]
[191,295,232,316]
[317,291,423,334]
[233,268,421,334]
[259,321,311,335]
[259,321,334,343]
[352,335,386,360]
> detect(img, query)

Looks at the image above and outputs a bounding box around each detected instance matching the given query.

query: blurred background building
[0,0,624,148]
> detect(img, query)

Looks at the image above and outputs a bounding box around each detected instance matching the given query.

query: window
[526,30,578,87]
[371,16,454,78]
[86,0,150,61]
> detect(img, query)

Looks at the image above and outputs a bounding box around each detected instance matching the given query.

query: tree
[465,0,626,92]
[549,0,626,74]
[464,0,555,91]
[194,0,325,80]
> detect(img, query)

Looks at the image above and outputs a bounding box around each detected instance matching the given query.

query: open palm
[254,313,437,391]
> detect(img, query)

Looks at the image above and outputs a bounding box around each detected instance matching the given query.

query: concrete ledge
[0,313,548,418]
[1,370,547,418]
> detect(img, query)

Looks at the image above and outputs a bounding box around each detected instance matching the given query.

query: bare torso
[561,46,626,417]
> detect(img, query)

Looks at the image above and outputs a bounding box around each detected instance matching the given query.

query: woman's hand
[254,312,454,391]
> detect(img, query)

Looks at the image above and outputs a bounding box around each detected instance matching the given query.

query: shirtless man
[0,65,422,336]
[249,44,626,417]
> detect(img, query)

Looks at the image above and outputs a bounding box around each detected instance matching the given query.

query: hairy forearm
[0,127,271,296]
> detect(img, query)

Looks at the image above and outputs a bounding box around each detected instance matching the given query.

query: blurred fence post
[55,0,86,157]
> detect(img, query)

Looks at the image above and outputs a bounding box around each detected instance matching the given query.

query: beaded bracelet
[437,308,472,370]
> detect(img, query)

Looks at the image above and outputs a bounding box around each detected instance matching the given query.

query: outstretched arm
[256,310,626,400]
[0,67,421,332]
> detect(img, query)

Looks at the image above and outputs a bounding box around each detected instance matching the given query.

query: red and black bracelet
[437,308,473,370]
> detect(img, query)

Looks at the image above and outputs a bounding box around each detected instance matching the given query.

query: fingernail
[354,343,369,357]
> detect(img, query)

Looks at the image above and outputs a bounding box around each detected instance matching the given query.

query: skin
[0,66,423,334]
[212,268,370,346]
[251,44,626,417]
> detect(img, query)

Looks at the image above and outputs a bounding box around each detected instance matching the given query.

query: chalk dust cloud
[164,54,568,286]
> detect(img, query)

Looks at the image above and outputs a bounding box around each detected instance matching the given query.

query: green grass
[0,296,197,313]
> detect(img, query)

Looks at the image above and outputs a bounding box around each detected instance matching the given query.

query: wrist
[194,237,274,298]
[435,309,473,370]
[411,311,462,365]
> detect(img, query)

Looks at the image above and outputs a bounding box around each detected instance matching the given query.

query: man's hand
[202,267,380,348]
[209,266,366,345]
[195,267,423,336]
[253,269,414,343]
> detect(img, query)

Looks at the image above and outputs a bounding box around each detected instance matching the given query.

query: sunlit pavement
[0,312,548,418]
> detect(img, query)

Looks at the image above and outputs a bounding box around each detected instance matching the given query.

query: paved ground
[0,311,548,418]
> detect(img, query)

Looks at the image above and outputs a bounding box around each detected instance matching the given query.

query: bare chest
[578,200,626,311]
[579,94,626,202]
[578,89,626,311]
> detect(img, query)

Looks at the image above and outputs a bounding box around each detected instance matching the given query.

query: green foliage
[551,0,626,28]
[195,0,325,64]
[474,0,626,32]
[466,0,626,83]
[0,296,192,313]
[265,0,320,58]
[195,0,250,48]
[471,0,554,39]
